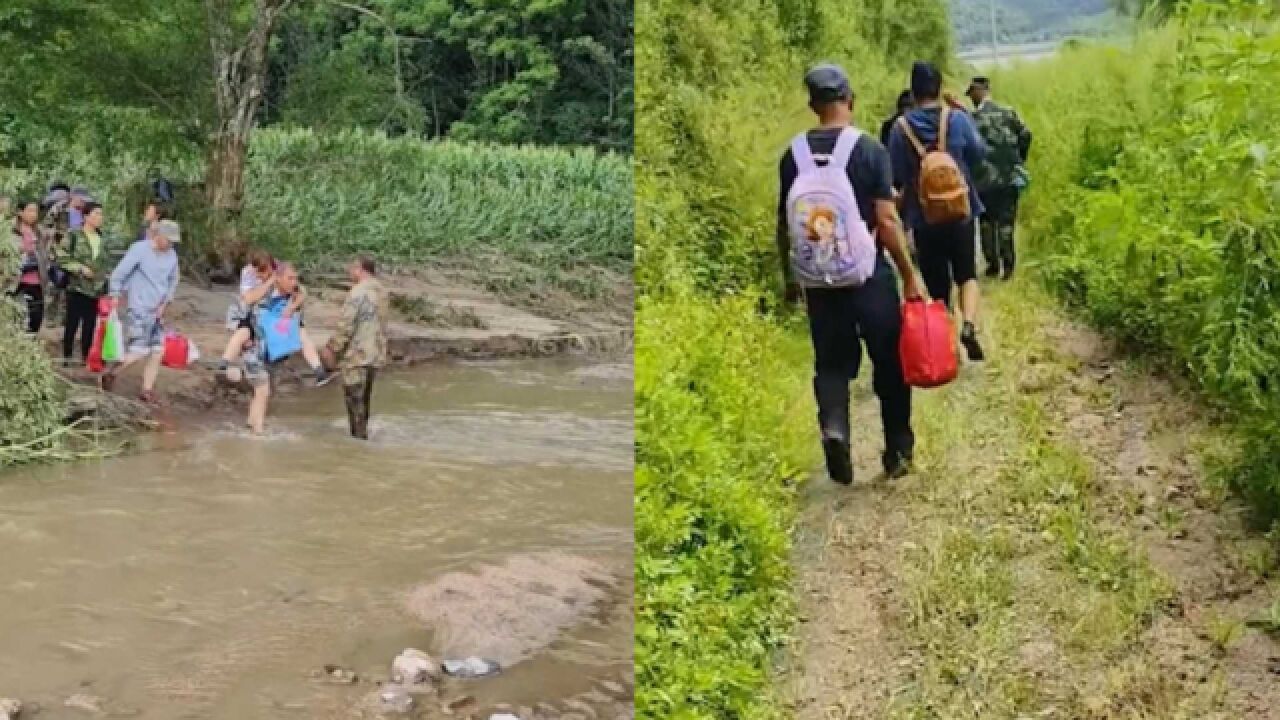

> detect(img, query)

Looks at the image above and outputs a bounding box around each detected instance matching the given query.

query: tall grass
[635,0,951,716]
[994,1,1280,526]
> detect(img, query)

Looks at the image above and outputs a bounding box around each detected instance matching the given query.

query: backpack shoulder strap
[829,126,862,170]
[790,132,817,173]
[938,106,951,152]
[897,116,926,158]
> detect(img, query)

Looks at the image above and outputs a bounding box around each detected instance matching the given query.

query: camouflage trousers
[979,187,1021,276]
[342,367,377,440]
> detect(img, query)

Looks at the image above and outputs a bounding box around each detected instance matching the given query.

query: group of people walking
[778,60,1032,485]
[7,184,390,440]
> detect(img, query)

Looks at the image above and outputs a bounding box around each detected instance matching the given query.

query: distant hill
[951,0,1115,49]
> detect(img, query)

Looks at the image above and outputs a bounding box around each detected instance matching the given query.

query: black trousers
[804,259,914,459]
[63,291,98,361]
[13,282,44,334]
[343,368,376,439]
[915,220,978,311]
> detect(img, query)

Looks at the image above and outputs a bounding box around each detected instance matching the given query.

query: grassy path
[783,274,1280,719]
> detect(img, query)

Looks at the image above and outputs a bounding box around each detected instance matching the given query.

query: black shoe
[1001,264,1015,280]
[984,266,1000,278]
[822,436,853,485]
[883,449,913,479]
[313,367,336,388]
[961,322,985,362]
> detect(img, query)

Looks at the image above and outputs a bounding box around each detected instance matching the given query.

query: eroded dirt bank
[783,277,1280,719]
[41,267,631,416]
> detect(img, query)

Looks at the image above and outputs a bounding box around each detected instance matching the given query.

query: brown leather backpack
[898,106,971,225]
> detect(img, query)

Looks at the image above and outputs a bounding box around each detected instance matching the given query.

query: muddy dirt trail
[783,277,1280,719]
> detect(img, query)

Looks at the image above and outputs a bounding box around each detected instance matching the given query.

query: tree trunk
[204,0,296,261]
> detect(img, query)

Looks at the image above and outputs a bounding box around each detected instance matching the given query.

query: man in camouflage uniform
[323,255,388,440]
[967,77,1032,279]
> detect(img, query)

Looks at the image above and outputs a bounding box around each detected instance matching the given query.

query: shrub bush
[996,1,1280,525]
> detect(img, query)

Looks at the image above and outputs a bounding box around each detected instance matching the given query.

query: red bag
[85,298,114,373]
[899,298,958,388]
[86,321,107,373]
[161,332,190,369]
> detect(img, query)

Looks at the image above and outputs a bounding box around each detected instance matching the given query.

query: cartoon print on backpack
[798,203,842,269]
[786,126,878,288]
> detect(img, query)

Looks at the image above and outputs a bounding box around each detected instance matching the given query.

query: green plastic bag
[101,310,124,364]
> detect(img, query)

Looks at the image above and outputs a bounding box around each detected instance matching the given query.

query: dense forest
[0,0,632,158]
[0,1,633,270]
[950,0,1114,47]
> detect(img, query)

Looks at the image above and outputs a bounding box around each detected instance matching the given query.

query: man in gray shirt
[100,220,181,404]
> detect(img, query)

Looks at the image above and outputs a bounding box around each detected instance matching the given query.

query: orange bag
[899,298,957,388]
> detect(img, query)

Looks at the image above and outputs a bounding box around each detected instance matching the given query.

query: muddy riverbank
[0,358,634,719]
[40,267,632,415]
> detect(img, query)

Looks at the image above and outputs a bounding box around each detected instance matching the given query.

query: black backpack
[151,176,175,205]
[47,232,76,290]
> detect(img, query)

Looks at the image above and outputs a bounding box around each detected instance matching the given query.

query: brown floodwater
[0,359,634,719]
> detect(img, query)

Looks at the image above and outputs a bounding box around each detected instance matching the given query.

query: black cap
[910,61,942,98]
[804,63,852,104]
[967,76,990,93]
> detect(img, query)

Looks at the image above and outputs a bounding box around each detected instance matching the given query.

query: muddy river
[0,359,634,719]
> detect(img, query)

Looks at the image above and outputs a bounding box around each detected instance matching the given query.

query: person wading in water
[323,255,388,440]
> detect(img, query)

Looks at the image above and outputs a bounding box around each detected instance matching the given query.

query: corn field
[3,125,633,294]
[243,128,633,275]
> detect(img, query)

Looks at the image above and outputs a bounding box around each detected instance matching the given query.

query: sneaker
[98,371,116,393]
[313,367,336,388]
[139,390,159,406]
[1001,265,1015,281]
[984,266,1000,278]
[822,436,854,485]
[961,322,985,362]
[883,449,913,479]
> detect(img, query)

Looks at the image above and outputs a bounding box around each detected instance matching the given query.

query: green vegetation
[635,0,949,716]
[242,129,632,279]
[0,1,632,269]
[991,1,1280,527]
[0,0,631,154]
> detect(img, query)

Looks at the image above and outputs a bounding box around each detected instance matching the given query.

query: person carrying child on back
[219,250,331,388]
[888,61,987,362]
[100,220,181,405]
[238,262,330,435]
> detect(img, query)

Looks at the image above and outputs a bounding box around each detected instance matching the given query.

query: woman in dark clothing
[11,200,45,334]
[58,201,110,364]
[880,90,914,147]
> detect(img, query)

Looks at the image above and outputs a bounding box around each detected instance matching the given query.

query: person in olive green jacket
[322,255,389,440]
[58,201,111,364]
